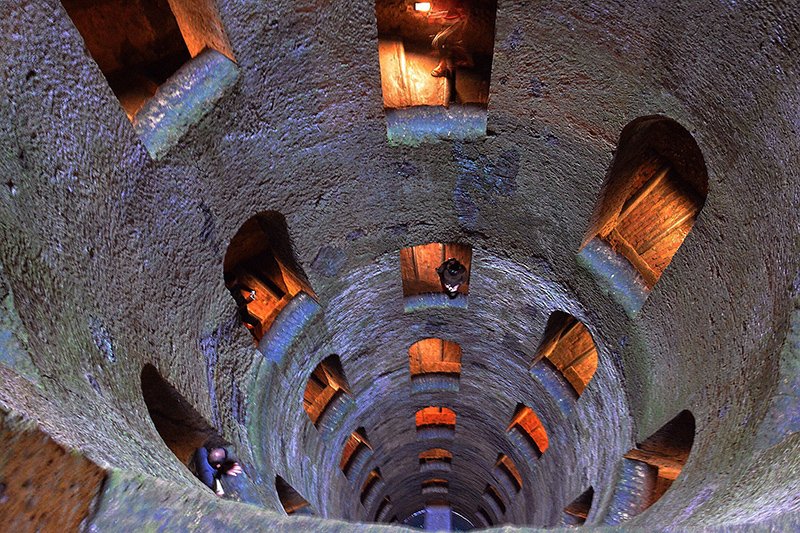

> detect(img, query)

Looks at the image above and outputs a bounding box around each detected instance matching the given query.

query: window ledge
[404,293,468,313]
[134,49,239,160]
[601,458,658,525]
[411,373,460,394]
[386,104,487,146]
[258,292,322,365]
[530,359,578,416]
[578,237,650,316]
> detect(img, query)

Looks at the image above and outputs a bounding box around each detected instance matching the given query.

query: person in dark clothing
[437,258,468,298]
[192,444,243,496]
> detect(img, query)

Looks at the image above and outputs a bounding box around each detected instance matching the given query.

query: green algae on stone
[0,267,38,384]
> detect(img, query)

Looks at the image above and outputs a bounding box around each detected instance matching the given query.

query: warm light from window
[415,2,431,12]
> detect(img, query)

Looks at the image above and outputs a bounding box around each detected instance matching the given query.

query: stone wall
[0,0,797,530]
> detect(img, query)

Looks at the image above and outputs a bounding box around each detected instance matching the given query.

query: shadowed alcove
[140,364,223,467]
[303,355,352,433]
[494,453,522,495]
[507,404,549,461]
[482,484,506,523]
[340,427,373,479]
[579,116,708,311]
[605,411,696,524]
[224,212,315,344]
[275,475,314,515]
[416,406,457,440]
[419,448,453,473]
[361,467,386,510]
[564,487,594,526]
[408,337,462,392]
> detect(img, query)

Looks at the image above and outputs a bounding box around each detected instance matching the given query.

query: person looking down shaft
[191,442,244,496]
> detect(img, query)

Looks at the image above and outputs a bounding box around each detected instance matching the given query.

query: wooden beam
[624,448,685,473]
[617,165,670,223]
[608,230,659,287]
[636,209,696,256]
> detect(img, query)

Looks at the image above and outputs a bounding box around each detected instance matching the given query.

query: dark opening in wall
[624,411,695,507]
[340,427,372,478]
[409,338,462,392]
[507,404,549,459]
[416,406,457,440]
[140,364,221,467]
[375,0,498,142]
[579,116,708,311]
[400,242,471,299]
[533,312,598,396]
[303,355,351,428]
[482,483,506,518]
[62,0,190,118]
[361,468,383,505]
[60,0,238,158]
[275,475,314,515]
[419,448,453,473]
[563,487,594,525]
[494,453,522,493]
[375,496,394,522]
[605,411,695,524]
[224,212,315,344]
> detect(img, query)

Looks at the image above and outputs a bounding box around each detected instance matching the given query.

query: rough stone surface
[134,48,240,159]
[0,0,798,531]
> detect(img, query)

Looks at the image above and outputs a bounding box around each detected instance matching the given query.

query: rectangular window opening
[303,355,351,428]
[375,0,498,143]
[340,428,372,475]
[400,242,472,299]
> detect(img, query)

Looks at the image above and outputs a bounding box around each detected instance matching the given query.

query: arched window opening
[140,364,221,467]
[375,0,498,141]
[416,406,457,440]
[533,312,598,396]
[275,476,314,516]
[507,404,549,459]
[579,116,708,308]
[361,468,384,505]
[482,484,506,518]
[419,448,453,472]
[422,478,449,495]
[563,487,594,526]
[494,453,522,493]
[60,0,235,120]
[623,411,695,511]
[400,242,471,299]
[224,212,315,343]
[409,338,462,392]
[340,428,372,478]
[303,355,351,428]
